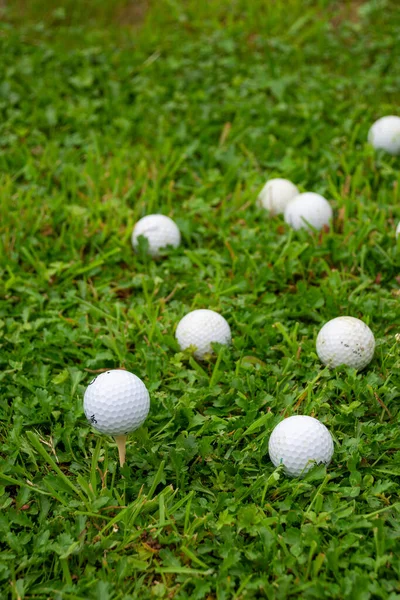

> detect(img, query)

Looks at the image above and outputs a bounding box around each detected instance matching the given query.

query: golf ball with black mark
[316,316,375,371]
[284,192,332,231]
[258,178,299,215]
[175,309,231,360]
[84,370,150,436]
[132,214,181,257]
[368,116,400,155]
[268,415,334,477]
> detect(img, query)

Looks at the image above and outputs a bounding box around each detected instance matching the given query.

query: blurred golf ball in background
[284,192,332,231]
[316,316,375,371]
[84,370,150,436]
[132,214,181,257]
[268,415,334,477]
[258,178,299,215]
[368,116,400,155]
[176,309,231,360]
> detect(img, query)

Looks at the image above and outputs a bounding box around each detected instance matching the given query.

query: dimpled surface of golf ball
[268,415,334,477]
[132,214,181,257]
[176,309,231,360]
[316,316,375,371]
[84,370,150,436]
[284,192,333,231]
[258,178,299,215]
[368,116,400,155]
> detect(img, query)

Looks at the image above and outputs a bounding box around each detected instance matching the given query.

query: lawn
[1,1,400,598]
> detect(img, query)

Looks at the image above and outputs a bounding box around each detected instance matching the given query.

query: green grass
[1,0,400,598]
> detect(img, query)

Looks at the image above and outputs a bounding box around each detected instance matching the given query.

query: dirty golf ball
[132,214,181,257]
[284,192,332,231]
[368,116,400,155]
[84,370,150,436]
[258,178,299,215]
[268,415,334,477]
[316,316,375,371]
[175,309,231,360]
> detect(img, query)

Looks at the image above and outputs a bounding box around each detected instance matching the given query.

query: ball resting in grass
[258,178,299,215]
[268,415,334,478]
[284,192,332,231]
[175,309,231,360]
[84,369,150,466]
[316,316,375,371]
[368,116,400,155]
[132,214,181,257]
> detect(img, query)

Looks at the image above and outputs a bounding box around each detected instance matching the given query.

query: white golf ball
[368,116,400,155]
[132,214,181,257]
[268,415,334,477]
[84,370,150,436]
[316,316,375,371]
[284,192,333,231]
[175,309,231,360]
[258,178,299,215]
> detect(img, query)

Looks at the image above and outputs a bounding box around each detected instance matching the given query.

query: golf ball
[316,316,375,371]
[83,370,150,436]
[258,178,299,215]
[368,116,400,155]
[284,192,333,231]
[175,309,231,360]
[132,214,181,257]
[268,415,334,477]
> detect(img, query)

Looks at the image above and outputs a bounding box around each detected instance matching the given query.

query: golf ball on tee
[316,316,375,371]
[268,415,334,477]
[368,116,400,155]
[258,178,299,215]
[132,214,181,257]
[175,309,231,360]
[284,192,332,231]
[83,370,150,436]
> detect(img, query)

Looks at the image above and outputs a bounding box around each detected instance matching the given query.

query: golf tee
[115,435,127,467]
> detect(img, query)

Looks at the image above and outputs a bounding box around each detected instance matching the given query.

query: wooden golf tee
[115,435,127,467]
